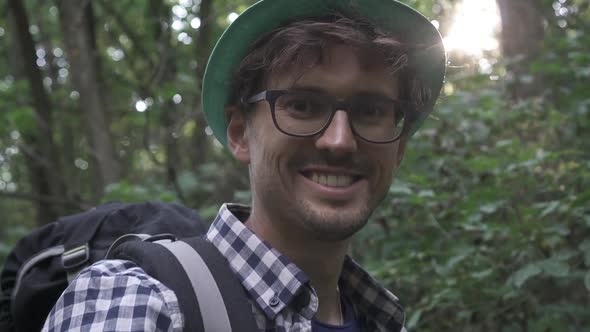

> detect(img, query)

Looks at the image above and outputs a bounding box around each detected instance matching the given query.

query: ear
[226,106,251,164]
[395,132,409,167]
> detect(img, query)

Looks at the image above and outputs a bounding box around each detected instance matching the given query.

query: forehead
[266,44,399,98]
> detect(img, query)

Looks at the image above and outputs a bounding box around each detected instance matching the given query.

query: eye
[358,104,385,117]
[287,98,313,112]
[276,93,326,118]
[355,101,390,120]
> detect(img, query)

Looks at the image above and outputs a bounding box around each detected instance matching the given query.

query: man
[43,0,445,331]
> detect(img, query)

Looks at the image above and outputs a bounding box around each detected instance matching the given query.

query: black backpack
[0,201,258,332]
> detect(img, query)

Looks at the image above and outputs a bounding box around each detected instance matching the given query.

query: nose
[315,110,358,154]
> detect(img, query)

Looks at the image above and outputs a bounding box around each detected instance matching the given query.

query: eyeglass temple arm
[244,91,268,104]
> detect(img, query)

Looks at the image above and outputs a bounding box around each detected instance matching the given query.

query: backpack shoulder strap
[176,237,259,331]
[156,240,231,332]
[108,235,258,332]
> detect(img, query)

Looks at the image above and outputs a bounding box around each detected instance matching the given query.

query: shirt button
[269,295,280,307]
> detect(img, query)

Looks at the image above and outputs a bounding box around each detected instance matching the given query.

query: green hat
[202,0,446,147]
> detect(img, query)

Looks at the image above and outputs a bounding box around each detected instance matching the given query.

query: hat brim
[202,0,446,147]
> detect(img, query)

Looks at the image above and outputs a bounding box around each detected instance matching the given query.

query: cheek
[372,145,400,182]
[248,129,288,179]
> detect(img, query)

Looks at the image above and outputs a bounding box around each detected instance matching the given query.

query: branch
[194,0,214,80]
[145,0,174,90]
[145,33,171,89]
[95,0,155,69]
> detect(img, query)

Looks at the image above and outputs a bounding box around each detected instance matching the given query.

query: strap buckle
[61,243,90,269]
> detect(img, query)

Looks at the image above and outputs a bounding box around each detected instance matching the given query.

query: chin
[295,201,372,241]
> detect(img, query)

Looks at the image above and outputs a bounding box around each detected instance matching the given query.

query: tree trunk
[57,0,122,198]
[149,0,186,203]
[191,0,214,163]
[7,0,68,225]
[496,0,545,99]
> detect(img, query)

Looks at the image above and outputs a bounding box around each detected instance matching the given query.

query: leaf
[389,181,412,195]
[0,242,11,256]
[579,240,590,266]
[480,201,505,214]
[552,250,577,261]
[432,260,446,276]
[510,263,542,288]
[406,308,423,328]
[538,259,570,278]
[585,271,590,293]
[417,190,435,198]
[572,190,590,208]
[466,156,500,172]
[544,223,570,237]
[446,252,471,270]
[472,268,494,279]
[7,107,36,134]
[177,171,200,192]
[539,201,560,218]
[495,139,514,148]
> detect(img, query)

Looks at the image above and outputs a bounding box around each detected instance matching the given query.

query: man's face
[230,45,407,242]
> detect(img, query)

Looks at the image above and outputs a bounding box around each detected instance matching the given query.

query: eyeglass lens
[272,91,405,142]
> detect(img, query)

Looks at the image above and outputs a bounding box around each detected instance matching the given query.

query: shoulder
[80,258,169,284]
[42,259,183,332]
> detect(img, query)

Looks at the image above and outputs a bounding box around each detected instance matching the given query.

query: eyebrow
[286,86,325,93]
[285,86,396,100]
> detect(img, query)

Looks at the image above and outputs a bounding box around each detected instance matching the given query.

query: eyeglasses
[244,89,417,144]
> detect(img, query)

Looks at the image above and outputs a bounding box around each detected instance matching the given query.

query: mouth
[300,170,362,188]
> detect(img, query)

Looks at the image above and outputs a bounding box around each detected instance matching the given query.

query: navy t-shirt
[312,296,362,332]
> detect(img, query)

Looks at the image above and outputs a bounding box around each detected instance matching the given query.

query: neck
[246,206,348,325]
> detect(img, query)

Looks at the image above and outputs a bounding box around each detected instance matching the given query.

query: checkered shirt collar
[206,203,310,319]
[206,203,406,329]
[340,256,406,329]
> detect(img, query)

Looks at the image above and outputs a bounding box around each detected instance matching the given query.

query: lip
[298,168,366,200]
[299,166,364,177]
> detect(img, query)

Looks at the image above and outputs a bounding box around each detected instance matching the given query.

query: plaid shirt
[43,203,406,332]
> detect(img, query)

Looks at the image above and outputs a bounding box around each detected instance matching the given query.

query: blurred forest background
[0,0,589,330]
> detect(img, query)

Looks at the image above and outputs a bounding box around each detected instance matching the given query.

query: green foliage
[102,180,178,203]
[2,0,590,331]
[356,88,590,330]
[354,10,590,328]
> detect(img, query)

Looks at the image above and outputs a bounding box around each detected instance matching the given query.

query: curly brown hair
[229,12,430,111]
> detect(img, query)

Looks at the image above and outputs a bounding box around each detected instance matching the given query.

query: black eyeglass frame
[244,89,419,144]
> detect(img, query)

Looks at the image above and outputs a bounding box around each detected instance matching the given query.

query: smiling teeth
[310,173,354,187]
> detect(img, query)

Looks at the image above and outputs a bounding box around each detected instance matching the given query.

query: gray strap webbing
[13,245,64,300]
[156,240,232,332]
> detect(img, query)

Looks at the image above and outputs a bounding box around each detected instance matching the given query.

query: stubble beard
[289,195,380,242]
[256,180,380,242]
[252,147,388,242]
